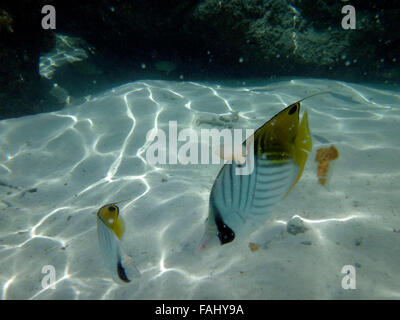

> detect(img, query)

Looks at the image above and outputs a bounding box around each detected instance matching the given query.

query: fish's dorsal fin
[296,91,331,103]
[249,91,329,155]
[113,199,132,205]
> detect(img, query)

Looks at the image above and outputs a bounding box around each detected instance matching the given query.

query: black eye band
[288,105,297,115]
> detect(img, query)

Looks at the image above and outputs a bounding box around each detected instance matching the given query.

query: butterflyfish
[97,202,140,283]
[200,93,324,248]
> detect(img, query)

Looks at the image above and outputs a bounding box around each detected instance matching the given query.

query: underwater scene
[0,1,399,300]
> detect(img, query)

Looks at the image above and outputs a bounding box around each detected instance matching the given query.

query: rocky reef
[0,1,60,119]
[1,0,399,119]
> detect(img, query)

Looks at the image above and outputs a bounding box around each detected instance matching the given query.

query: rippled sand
[0,79,399,299]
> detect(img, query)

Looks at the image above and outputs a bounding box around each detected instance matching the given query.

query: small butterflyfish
[200,92,327,248]
[96,202,141,283]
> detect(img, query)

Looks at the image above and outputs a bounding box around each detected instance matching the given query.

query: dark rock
[287,216,308,235]
[52,0,400,83]
[0,1,60,119]
[1,0,399,118]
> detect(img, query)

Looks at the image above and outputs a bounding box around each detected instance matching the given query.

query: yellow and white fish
[200,94,322,248]
[97,202,140,283]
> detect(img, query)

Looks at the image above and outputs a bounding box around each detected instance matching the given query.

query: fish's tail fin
[198,217,219,251]
[119,253,141,280]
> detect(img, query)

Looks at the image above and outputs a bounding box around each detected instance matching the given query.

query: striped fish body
[200,97,314,248]
[210,154,298,241]
[97,216,128,283]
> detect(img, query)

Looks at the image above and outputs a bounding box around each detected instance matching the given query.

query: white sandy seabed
[0,78,399,300]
